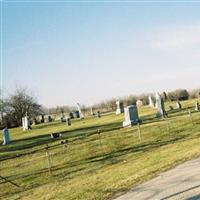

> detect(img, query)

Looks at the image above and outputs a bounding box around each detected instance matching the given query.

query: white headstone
[77,103,84,119]
[65,116,71,126]
[176,101,182,109]
[195,101,199,111]
[116,100,124,115]
[22,116,28,131]
[123,105,139,127]
[155,93,166,118]
[136,100,143,107]
[2,127,10,145]
[148,96,154,107]
[91,107,94,116]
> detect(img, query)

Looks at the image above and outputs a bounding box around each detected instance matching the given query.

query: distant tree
[168,89,189,101]
[123,95,137,106]
[188,89,200,99]
[176,89,189,100]
[7,88,42,126]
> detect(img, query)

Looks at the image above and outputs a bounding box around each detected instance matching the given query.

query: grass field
[0,99,200,200]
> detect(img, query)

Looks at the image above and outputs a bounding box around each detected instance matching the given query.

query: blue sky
[2,1,200,107]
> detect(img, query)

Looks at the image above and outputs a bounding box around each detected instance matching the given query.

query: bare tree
[6,88,42,126]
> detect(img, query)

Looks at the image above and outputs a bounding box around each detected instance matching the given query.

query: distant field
[1,99,200,200]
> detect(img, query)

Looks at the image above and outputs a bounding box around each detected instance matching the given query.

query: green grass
[0,99,200,200]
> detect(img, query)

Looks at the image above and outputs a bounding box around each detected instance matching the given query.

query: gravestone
[40,115,45,123]
[136,100,143,107]
[91,108,95,116]
[155,93,167,118]
[66,117,71,126]
[51,132,62,139]
[75,110,80,118]
[96,111,101,118]
[148,96,154,107]
[2,127,10,145]
[116,100,124,115]
[22,116,28,131]
[48,115,52,122]
[195,101,200,111]
[61,115,66,123]
[27,119,32,130]
[69,112,74,119]
[176,101,182,109]
[33,118,39,125]
[77,103,84,119]
[123,105,139,127]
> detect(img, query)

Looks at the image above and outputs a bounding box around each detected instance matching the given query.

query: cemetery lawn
[1,99,200,200]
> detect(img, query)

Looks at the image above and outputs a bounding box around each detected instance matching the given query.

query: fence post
[97,129,104,153]
[137,123,142,141]
[45,145,52,175]
[188,109,194,125]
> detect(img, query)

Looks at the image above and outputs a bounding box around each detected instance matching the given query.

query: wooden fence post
[45,145,52,175]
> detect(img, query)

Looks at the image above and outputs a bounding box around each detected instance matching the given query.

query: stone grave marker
[149,96,154,107]
[33,117,39,125]
[176,101,182,109]
[75,110,80,118]
[136,100,143,107]
[116,100,124,114]
[96,111,101,118]
[40,115,45,123]
[69,112,74,119]
[61,116,66,123]
[91,107,95,116]
[77,103,84,119]
[66,116,71,126]
[195,101,200,111]
[2,127,10,145]
[155,93,167,118]
[48,115,52,122]
[51,132,62,139]
[123,105,139,127]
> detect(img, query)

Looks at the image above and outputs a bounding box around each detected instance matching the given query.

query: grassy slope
[0,99,200,200]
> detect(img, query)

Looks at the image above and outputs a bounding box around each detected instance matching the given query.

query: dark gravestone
[33,118,39,125]
[61,117,66,123]
[41,115,45,123]
[69,112,74,119]
[66,117,71,126]
[28,120,32,130]
[2,127,11,145]
[51,132,62,139]
[169,106,174,111]
[195,101,200,111]
[48,116,52,122]
[96,111,101,118]
[75,110,80,118]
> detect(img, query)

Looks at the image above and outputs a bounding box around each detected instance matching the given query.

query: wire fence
[0,109,200,195]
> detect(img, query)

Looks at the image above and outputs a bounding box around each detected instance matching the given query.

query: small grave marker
[116,100,124,115]
[2,127,10,145]
[45,145,52,175]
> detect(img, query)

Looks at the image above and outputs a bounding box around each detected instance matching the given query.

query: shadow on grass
[0,121,122,161]
[1,132,199,198]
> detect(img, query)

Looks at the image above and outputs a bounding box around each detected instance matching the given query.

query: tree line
[0,88,199,128]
